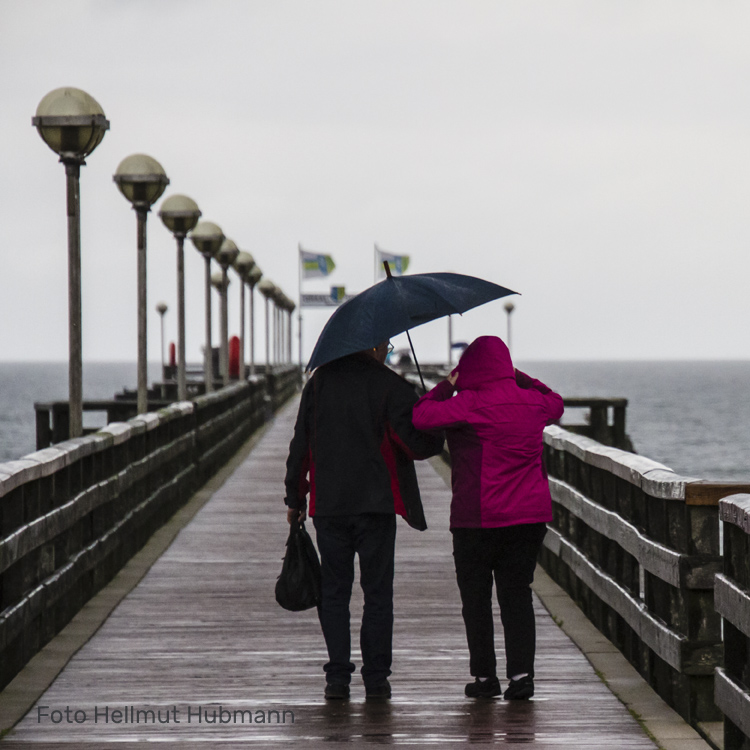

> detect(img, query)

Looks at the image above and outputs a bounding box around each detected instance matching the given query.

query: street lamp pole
[66,161,83,433]
[257,280,276,374]
[216,239,239,386]
[233,251,256,381]
[286,297,296,364]
[273,295,280,365]
[159,194,201,402]
[205,257,214,387]
[247,266,262,377]
[136,205,148,409]
[114,154,170,415]
[211,271,231,384]
[189,222,224,393]
[156,302,168,375]
[278,295,286,364]
[32,87,109,439]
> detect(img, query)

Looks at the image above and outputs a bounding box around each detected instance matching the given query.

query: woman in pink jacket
[413,335,564,700]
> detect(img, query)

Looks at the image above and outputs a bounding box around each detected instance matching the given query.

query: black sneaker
[324,683,350,700]
[365,679,391,700]
[503,675,534,700]
[465,676,502,698]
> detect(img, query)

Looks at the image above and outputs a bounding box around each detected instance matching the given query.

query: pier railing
[540,424,750,728]
[34,365,289,450]
[714,494,750,750]
[0,366,299,691]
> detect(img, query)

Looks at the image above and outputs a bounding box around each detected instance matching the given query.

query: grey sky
[2,0,749,363]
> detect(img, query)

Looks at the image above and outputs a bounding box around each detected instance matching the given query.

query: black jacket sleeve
[385,378,445,460]
[284,378,312,509]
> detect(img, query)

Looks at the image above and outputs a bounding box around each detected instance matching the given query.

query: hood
[455,335,514,391]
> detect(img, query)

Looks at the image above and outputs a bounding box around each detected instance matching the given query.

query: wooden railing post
[35,405,52,450]
[589,404,608,445]
[613,404,627,447]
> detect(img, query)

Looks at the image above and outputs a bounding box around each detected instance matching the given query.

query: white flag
[376,247,410,278]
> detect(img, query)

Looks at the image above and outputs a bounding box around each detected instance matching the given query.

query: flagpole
[298,242,303,371]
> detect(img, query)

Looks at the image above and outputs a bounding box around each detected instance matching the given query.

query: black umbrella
[307,263,518,388]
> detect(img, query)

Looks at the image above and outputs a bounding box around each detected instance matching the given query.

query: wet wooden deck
[1,399,657,748]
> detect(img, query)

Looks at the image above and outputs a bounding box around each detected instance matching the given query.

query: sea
[0,360,748,483]
[0,362,161,464]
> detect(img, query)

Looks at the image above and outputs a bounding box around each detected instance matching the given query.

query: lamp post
[215,239,239,386]
[257,279,276,373]
[504,301,515,355]
[113,154,169,415]
[156,301,168,374]
[285,296,296,364]
[277,293,287,364]
[189,221,224,392]
[211,271,230,385]
[32,87,109,439]
[158,194,201,402]
[233,251,256,380]
[272,288,282,365]
[246,266,262,376]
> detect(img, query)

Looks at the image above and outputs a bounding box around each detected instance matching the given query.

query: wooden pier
[0,398,674,747]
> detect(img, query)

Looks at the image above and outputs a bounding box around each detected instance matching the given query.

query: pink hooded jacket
[412,336,564,529]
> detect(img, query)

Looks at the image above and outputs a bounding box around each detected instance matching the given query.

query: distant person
[284,341,444,701]
[413,336,563,700]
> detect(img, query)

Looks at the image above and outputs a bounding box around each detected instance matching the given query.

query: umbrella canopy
[307,271,517,371]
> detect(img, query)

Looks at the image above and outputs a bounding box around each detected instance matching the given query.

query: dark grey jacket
[284,353,444,530]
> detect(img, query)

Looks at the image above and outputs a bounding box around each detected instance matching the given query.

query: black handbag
[275,520,322,611]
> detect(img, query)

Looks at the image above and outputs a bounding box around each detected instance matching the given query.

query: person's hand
[287,506,307,524]
[447,370,459,386]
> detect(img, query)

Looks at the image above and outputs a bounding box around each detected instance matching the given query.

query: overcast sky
[2,0,749,364]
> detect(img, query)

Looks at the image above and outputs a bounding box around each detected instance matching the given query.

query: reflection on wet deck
[1,399,656,747]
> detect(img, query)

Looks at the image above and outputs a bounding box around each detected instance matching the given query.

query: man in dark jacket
[284,341,444,700]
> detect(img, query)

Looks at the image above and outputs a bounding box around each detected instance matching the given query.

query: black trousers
[452,523,547,680]
[313,513,396,687]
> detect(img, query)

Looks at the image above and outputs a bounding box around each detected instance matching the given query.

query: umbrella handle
[384,261,426,391]
[405,329,427,393]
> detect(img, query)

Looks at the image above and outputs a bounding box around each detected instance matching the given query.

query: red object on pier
[229,336,240,379]
[169,342,176,367]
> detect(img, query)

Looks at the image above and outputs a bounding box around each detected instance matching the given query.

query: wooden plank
[720,494,750,529]
[544,425,691,499]
[0,434,195,575]
[561,397,628,407]
[715,667,750,740]
[2,399,657,748]
[685,483,750,507]
[542,526,686,671]
[714,573,750,639]
[550,477,683,587]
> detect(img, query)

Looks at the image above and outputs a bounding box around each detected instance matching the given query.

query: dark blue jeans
[452,523,547,680]
[313,513,397,687]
